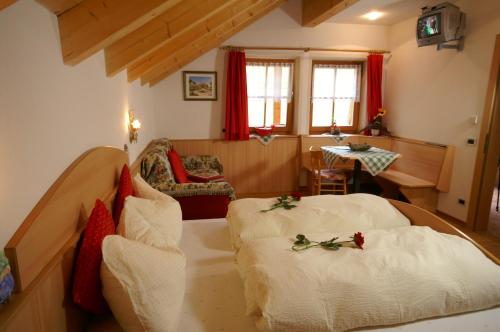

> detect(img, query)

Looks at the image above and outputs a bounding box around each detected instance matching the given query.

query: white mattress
[90,219,500,331]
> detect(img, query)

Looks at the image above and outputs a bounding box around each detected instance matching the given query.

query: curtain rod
[220,45,390,54]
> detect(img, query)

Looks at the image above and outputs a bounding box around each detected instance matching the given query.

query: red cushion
[73,199,115,314]
[188,174,225,183]
[113,164,134,224]
[167,149,190,183]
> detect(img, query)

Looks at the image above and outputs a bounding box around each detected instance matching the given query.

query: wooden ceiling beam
[143,0,285,87]
[302,0,359,27]
[0,0,17,12]
[105,0,239,77]
[35,0,84,15]
[127,0,263,83]
[57,0,182,66]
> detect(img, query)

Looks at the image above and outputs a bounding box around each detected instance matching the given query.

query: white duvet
[227,194,410,250]
[237,226,500,332]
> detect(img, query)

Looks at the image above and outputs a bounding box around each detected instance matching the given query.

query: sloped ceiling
[2,0,357,86]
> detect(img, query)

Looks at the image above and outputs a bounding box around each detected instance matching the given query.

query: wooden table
[321,146,401,193]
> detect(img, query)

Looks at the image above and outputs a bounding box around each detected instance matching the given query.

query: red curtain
[225,51,249,140]
[366,53,384,135]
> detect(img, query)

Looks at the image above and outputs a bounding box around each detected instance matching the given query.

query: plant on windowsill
[358,108,391,136]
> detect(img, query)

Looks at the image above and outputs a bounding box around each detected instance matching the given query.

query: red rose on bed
[291,191,302,201]
[353,232,364,249]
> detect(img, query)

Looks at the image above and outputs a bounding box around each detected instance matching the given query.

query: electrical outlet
[458,198,465,205]
[466,138,475,145]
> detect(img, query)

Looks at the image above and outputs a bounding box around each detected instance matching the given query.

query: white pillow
[133,173,177,203]
[101,235,186,332]
[118,196,182,248]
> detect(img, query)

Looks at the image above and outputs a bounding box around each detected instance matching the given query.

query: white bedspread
[237,226,500,332]
[227,194,410,250]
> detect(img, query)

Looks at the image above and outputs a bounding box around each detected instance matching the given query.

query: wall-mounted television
[416,2,465,47]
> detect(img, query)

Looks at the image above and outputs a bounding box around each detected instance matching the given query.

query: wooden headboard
[0,147,128,331]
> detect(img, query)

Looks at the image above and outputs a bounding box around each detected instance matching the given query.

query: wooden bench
[375,138,455,212]
[300,135,455,212]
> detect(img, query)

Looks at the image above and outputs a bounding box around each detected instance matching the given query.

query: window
[246,59,294,133]
[310,61,362,133]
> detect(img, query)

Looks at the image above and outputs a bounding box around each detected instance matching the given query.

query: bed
[0,146,499,332]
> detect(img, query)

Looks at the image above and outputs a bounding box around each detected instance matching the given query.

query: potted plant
[370,108,386,136]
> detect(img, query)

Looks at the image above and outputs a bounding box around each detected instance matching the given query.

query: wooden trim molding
[467,34,500,230]
[0,0,16,11]
[302,0,359,27]
[309,60,364,133]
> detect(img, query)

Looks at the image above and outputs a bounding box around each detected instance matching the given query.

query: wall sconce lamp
[129,111,141,144]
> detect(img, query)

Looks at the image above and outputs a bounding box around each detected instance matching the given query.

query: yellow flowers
[377,108,387,117]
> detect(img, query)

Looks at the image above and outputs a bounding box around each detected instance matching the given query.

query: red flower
[353,232,364,249]
[291,191,302,201]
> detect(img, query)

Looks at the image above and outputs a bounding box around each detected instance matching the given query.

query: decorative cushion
[167,150,190,184]
[73,199,115,314]
[187,169,225,183]
[101,236,186,332]
[133,173,177,203]
[118,196,183,248]
[113,164,135,224]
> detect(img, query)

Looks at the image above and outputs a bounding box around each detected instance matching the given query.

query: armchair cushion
[181,155,224,174]
[187,169,225,183]
[162,181,236,200]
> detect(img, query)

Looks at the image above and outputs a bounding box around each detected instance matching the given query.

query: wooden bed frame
[0,146,497,331]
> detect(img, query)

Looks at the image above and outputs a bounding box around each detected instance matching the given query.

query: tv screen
[418,13,441,39]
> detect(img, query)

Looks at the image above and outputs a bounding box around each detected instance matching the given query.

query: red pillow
[113,164,134,224]
[73,199,115,314]
[188,174,225,183]
[167,149,190,183]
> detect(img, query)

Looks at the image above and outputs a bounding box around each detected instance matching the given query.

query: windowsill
[250,134,298,138]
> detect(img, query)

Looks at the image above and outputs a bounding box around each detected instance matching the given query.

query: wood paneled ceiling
[2,0,356,86]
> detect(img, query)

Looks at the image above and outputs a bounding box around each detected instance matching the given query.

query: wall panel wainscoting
[171,136,300,198]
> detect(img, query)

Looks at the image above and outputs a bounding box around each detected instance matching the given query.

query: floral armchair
[140,138,235,219]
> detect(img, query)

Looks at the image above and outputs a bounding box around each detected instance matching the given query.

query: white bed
[89,218,500,332]
[185,220,500,332]
[2,147,498,332]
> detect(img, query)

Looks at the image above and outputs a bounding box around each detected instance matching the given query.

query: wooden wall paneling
[143,0,286,86]
[357,135,392,150]
[105,0,236,76]
[36,0,83,15]
[468,34,500,230]
[302,0,359,27]
[127,0,260,82]
[0,0,16,11]
[57,0,182,65]
[390,139,446,184]
[170,138,300,197]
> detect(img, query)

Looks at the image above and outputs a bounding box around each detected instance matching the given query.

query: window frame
[246,58,295,134]
[309,60,363,134]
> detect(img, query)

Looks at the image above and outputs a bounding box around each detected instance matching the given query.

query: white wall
[384,0,500,221]
[153,0,390,139]
[0,0,157,248]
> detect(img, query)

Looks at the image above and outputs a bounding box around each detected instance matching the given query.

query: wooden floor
[489,177,500,239]
[438,211,500,263]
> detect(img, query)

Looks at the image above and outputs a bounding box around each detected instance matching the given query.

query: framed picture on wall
[182,71,217,101]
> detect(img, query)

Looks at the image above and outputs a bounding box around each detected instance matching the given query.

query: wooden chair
[309,147,347,195]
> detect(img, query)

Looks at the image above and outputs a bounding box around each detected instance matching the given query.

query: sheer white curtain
[246,61,293,102]
[311,63,361,127]
[246,61,294,127]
